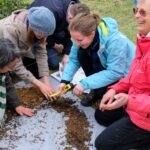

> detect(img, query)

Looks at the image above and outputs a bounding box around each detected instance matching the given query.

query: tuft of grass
[81,0,137,43]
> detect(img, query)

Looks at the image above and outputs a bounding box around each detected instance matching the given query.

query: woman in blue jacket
[59,13,135,108]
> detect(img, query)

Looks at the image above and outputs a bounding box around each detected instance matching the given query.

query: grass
[10,0,137,43]
[81,0,137,43]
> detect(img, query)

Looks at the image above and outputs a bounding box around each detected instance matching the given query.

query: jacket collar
[97,20,109,46]
[136,35,150,58]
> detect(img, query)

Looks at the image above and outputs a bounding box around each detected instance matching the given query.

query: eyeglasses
[133,7,150,17]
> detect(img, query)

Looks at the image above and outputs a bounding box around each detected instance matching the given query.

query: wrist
[32,79,42,88]
[60,80,70,84]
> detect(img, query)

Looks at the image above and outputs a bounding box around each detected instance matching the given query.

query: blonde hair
[69,13,100,36]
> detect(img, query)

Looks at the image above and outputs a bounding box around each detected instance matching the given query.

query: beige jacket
[0,9,49,83]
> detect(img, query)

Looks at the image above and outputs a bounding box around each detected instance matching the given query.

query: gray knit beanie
[28,6,56,36]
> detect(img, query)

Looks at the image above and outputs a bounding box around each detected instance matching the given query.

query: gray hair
[0,38,21,68]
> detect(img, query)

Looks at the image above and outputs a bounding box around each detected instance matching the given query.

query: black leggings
[95,109,150,150]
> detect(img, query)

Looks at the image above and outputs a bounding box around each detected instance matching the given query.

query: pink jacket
[111,35,150,131]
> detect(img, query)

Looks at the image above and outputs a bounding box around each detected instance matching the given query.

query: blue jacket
[62,18,136,90]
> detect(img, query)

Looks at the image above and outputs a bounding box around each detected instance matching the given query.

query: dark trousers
[78,49,116,100]
[95,109,150,150]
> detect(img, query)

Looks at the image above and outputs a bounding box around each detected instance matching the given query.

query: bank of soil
[2,87,92,150]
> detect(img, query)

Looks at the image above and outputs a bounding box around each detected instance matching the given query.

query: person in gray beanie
[0,38,34,128]
[0,6,57,100]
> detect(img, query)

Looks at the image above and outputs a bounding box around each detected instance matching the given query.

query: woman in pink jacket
[95,0,150,149]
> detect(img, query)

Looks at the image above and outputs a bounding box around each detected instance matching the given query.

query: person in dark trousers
[0,38,34,128]
[27,0,89,71]
[94,0,150,149]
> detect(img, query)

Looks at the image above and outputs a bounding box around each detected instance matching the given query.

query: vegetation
[82,0,137,42]
[0,0,137,42]
[0,0,31,19]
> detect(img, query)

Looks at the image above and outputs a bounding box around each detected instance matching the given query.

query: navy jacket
[28,0,80,55]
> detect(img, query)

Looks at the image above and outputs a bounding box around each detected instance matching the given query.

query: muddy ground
[0,87,92,150]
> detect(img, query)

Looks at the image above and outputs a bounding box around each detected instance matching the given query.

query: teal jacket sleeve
[62,44,80,82]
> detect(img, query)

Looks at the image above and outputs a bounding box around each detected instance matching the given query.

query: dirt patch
[3,87,92,150]
[50,99,92,150]
[17,87,44,108]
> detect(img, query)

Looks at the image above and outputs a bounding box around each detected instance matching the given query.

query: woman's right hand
[99,89,116,111]
[32,79,56,100]
[39,82,56,100]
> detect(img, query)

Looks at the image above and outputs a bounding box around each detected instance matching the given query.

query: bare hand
[32,78,56,100]
[15,106,34,117]
[58,83,66,93]
[72,83,84,96]
[39,82,56,100]
[100,89,116,111]
[101,93,128,111]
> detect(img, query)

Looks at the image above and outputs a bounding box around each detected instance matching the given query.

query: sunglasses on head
[133,7,150,17]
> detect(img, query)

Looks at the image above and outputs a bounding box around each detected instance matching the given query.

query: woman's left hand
[15,106,34,117]
[72,83,84,96]
[101,93,128,111]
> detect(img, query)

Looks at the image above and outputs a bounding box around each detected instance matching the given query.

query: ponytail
[92,14,100,25]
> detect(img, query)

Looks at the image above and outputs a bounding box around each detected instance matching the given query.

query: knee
[94,109,111,127]
[95,135,102,150]
[95,133,108,150]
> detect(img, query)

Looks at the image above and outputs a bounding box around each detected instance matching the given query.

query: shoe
[80,90,98,107]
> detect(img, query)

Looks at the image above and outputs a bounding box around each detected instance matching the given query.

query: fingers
[100,94,126,111]
[40,85,57,100]
[22,108,34,117]
[99,96,109,110]
[58,83,66,91]
[73,89,82,96]
[72,87,82,96]
[16,106,34,117]
[99,89,117,111]
[17,111,23,116]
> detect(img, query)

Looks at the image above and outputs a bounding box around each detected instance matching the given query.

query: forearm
[43,76,51,86]
[32,78,43,88]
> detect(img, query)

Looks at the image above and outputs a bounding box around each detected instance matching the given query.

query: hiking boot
[80,90,98,107]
